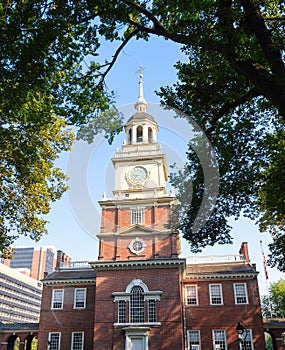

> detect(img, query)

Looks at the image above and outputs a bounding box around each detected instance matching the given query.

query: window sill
[114,322,161,327]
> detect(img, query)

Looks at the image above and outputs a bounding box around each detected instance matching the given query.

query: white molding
[44,279,96,286]
[185,273,258,280]
[90,258,185,271]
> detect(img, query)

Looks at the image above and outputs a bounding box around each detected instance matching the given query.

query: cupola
[124,69,158,145]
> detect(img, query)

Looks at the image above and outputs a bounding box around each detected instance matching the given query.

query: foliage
[265,333,273,350]
[0,0,123,254]
[1,0,284,265]
[262,279,285,318]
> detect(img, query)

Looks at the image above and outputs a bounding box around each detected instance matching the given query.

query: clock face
[128,166,148,184]
[128,238,146,255]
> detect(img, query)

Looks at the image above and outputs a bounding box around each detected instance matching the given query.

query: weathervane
[135,65,145,80]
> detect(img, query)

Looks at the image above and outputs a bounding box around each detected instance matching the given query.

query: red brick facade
[184,277,265,349]
[93,265,184,350]
[35,102,266,350]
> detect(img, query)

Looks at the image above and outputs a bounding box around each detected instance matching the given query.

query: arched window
[7,335,20,350]
[148,127,153,143]
[130,286,144,323]
[128,129,132,144]
[113,279,161,325]
[137,126,143,143]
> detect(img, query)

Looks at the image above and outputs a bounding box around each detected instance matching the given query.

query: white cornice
[97,230,171,238]
[90,258,185,271]
[185,272,258,280]
[99,196,176,207]
[43,278,96,286]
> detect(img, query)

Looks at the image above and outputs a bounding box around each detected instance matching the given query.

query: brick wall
[94,266,184,350]
[38,283,96,349]
[184,278,265,349]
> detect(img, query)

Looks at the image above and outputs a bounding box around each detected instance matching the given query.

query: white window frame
[71,331,84,350]
[188,330,201,350]
[212,330,227,350]
[74,288,87,309]
[125,328,149,350]
[240,329,254,350]
[131,208,144,225]
[234,283,248,304]
[48,332,61,350]
[113,279,161,325]
[130,286,144,323]
[148,299,156,323]
[209,284,223,305]
[118,300,126,323]
[51,289,64,310]
[186,285,198,305]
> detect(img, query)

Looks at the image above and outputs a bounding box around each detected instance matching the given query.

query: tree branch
[99,28,141,85]
[205,87,261,136]
[231,59,285,118]
[241,0,285,77]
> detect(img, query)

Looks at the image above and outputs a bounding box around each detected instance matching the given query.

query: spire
[134,66,148,113]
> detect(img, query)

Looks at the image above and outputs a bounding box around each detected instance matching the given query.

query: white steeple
[124,68,158,145]
[134,66,148,113]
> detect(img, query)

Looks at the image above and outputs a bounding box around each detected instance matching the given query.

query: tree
[262,279,285,318]
[1,1,284,266]
[0,1,122,255]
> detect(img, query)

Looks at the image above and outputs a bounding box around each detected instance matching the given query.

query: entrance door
[130,337,144,350]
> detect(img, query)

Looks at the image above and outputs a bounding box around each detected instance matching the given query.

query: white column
[132,125,137,143]
[143,125,148,143]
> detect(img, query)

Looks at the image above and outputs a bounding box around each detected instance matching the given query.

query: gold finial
[134,65,147,112]
[135,65,144,80]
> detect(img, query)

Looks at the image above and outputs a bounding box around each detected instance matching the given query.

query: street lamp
[236,322,247,350]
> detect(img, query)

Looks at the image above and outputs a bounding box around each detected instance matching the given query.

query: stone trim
[185,272,258,280]
[43,278,96,286]
[99,196,175,207]
[90,259,185,271]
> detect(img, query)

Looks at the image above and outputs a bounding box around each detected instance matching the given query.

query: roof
[126,112,156,124]
[263,318,285,328]
[0,323,39,332]
[185,262,258,279]
[43,268,96,285]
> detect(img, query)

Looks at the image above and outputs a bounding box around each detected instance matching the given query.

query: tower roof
[126,111,155,124]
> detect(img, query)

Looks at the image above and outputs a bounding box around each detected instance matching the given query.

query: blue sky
[15,35,284,295]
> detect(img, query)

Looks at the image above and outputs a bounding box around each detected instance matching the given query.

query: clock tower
[97,72,180,261]
[91,73,185,350]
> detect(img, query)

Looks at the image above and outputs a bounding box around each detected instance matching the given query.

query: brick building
[8,246,57,280]
[37,76,265,350]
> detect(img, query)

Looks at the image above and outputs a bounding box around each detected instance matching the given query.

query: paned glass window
[186,285,198,305]
[234,283,248,304]
[148,300,156,322]
[209,284,223,305]
[118,300,126,323]
[74,288,86,309]
[240,329,254,350]
[188,330,201,349]
[48,332,61,350]
[131,209,144,225]
[71,332,84,350]
[130,286,144,323]
[213,330,227,350]
[51,289,64,309]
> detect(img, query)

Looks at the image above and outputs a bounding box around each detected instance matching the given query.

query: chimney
[239,242,250,262]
